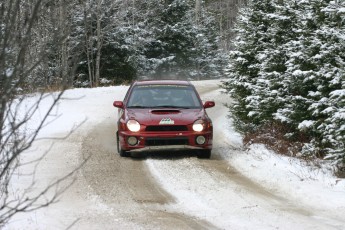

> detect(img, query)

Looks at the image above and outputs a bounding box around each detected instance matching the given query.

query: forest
[1,0,245,90]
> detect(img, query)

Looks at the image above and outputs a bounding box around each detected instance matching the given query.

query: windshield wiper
[151,105,178,108]
[127,105,149,108]
[151,105,192,109]
[179,106,193,109]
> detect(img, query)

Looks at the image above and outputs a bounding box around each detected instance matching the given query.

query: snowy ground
[5,80,345,230]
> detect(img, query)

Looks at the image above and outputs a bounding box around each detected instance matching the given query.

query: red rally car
[113,80,215,158]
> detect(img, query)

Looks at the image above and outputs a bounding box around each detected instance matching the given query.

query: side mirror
[204,101,215,109]
[113,101,124,109]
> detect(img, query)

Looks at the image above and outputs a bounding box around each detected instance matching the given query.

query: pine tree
[304,0,345,171]
[143,0,225,79]
[223,0,345,174]
[223,0,280,132]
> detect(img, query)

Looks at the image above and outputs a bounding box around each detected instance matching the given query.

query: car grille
[145,125,188,132]
[145,137,189,146]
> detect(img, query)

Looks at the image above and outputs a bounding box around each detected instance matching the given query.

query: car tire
[117,133,130,157]
[197,149,211,159]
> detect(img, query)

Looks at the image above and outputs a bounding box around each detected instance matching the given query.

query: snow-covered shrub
[223,0,345,175]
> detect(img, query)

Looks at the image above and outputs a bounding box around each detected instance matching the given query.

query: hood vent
[151,110,180,114]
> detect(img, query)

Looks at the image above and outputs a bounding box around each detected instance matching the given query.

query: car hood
[126,108,205,125]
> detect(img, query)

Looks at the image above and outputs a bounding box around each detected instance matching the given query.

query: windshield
[127,84,202,109]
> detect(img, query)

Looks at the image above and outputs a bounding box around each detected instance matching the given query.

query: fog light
[196,136,206,145]
[127,136,138,146]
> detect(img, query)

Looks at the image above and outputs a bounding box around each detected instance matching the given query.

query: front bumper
[118,131,213,152]
[129,145,203,153]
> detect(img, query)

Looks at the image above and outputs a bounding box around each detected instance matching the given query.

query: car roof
[133,80,192,86]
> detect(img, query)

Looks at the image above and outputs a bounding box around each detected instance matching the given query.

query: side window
[188,89,202,107]
[127,90,139,106]
[123,84,134,104]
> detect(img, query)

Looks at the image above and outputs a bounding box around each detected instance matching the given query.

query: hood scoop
[151,109,180,115]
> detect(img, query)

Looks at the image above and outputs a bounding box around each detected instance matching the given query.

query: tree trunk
[83,1,94,87]
[59,0,69,87]
[95,0,102,87]
[195,0,201,25]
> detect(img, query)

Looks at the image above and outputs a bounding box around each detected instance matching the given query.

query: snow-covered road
[5,80,345,229]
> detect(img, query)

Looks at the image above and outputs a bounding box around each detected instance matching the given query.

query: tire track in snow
[145,83,343,229]
[79,116,218,229]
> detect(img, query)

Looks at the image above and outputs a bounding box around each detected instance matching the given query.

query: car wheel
[197,149,211,159]
[117,133,130,157]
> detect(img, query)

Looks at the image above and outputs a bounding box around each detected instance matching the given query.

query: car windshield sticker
[159,118,175,125]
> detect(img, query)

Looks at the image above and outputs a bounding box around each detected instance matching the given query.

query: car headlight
[193,120,204,132]
[127,120,140,132]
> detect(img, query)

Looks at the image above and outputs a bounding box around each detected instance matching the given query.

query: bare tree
[59,0,69,86]
[195,0,201,25]
[206,0,247,51]
[95,0,103,87]
[0,0,80,226]
[82,0,121,87]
